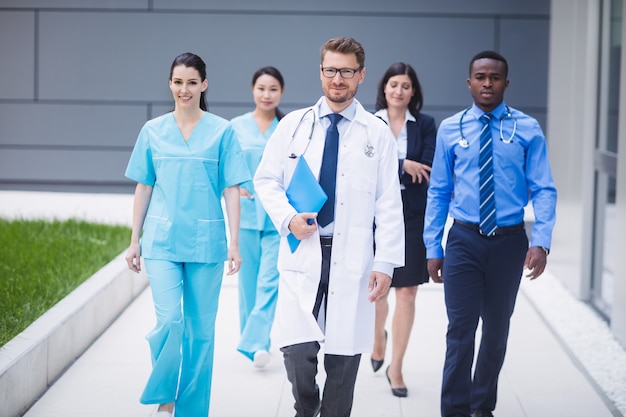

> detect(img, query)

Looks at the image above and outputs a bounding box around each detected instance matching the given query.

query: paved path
[1,191,622,416]
[21,278,619,417]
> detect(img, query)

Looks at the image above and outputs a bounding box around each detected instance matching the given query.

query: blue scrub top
[125,112,251,263]
[230,112,278,231]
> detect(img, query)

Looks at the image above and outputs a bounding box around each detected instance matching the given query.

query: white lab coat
[253,98,404,355]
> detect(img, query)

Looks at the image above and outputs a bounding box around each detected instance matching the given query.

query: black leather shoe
[385,366,407,397]
[471,410,494,417]
[370,330,387,372]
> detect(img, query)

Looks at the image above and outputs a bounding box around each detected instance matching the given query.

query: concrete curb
[0,252,148,417]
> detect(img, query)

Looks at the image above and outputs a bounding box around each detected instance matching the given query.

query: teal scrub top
[125,112,251,263]
[230,112,278,232]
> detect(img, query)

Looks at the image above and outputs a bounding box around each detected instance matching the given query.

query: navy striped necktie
[479,113,497,236]
[317,113,342,227]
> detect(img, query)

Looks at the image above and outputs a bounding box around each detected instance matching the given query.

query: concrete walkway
[1,191,624,417]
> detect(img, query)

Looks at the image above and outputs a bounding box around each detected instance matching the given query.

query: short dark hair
[320,37,365,68]
[251,66,286,120]
[469,50,508,79]
[375,62,424,119]
[170,52,208,111]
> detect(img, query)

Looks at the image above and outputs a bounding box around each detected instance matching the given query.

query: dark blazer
[399,113,436,213]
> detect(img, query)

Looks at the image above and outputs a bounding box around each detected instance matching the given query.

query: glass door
[592,0,622,318]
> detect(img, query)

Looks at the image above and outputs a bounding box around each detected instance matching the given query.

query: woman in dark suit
[370,62,436,398]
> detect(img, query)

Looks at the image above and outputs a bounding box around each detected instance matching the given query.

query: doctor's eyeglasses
[321,67,363,79]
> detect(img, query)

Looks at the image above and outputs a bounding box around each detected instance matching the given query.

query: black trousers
[440,222,528,417]
[281,342,361,417]
[281,238,361,417]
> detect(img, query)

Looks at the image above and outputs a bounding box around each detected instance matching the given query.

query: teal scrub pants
[141,259,223,417]
[236,228,280,360]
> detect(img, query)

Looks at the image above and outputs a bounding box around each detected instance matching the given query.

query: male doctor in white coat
[254,37,404,417]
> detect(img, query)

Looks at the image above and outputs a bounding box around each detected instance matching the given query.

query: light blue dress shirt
[423,102,557,259]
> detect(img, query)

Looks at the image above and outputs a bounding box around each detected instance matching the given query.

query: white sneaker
[253,350,270,368]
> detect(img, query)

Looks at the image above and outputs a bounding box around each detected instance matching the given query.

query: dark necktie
[479,113,497,236]
[317,113,342,227]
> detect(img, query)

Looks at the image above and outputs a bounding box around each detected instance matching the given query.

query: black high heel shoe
[386,366,408,398]
[370,330,387,372]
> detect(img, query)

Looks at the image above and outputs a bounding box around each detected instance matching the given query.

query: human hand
[524,246,547,280]
[240,188,253,199]
[403,160,432,184]
[125,242,142,273]
[226,247,242,275]
[368,271,392,302]
[288,213,318,240]
[427,258,444,283]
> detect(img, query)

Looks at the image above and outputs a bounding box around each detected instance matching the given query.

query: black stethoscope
[287,108,375,159]
[458,106,517,148]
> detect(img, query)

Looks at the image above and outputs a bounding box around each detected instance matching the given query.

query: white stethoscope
[287,108,375,159]
[458,106,517,148]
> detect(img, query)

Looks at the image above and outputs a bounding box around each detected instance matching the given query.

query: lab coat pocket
[277,236,310,273]
[345,227,374,275]
[352,175,376,194]
[346,175,376,226]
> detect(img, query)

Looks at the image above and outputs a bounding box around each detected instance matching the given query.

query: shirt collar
[319,99,357,122]
[470,101,507,121]
[374,108,415,123]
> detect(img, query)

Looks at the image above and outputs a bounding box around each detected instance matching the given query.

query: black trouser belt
[454,219,524,236]
[320,236,333,247]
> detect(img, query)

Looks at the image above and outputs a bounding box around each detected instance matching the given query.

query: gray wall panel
[38,11,172,101]
[151,0,549,15]
[0,103,147,147]
[35,11,538,108]
[0,11,35,99]
[352,16,497,109]
[0,0,148,9]
[0,1,550,191]
[0,149,132,183]
[500,18,550,109]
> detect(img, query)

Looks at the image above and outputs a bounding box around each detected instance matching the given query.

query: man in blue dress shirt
[423,50,557,417]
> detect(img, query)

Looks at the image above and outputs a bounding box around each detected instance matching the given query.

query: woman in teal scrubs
[230,66,284,368]
[124,52,250,417]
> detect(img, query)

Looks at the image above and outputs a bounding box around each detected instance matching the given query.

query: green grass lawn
[0,218,131,346]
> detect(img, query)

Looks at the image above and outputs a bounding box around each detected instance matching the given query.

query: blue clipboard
[285,156,327,252]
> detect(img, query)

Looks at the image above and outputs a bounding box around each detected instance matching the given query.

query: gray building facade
[0,0,549,192]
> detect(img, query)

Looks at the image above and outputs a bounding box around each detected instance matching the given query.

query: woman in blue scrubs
[124,52,250,417]
[230,66,284,368]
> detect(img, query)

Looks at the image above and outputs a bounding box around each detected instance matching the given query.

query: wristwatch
[538,246,549,255]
